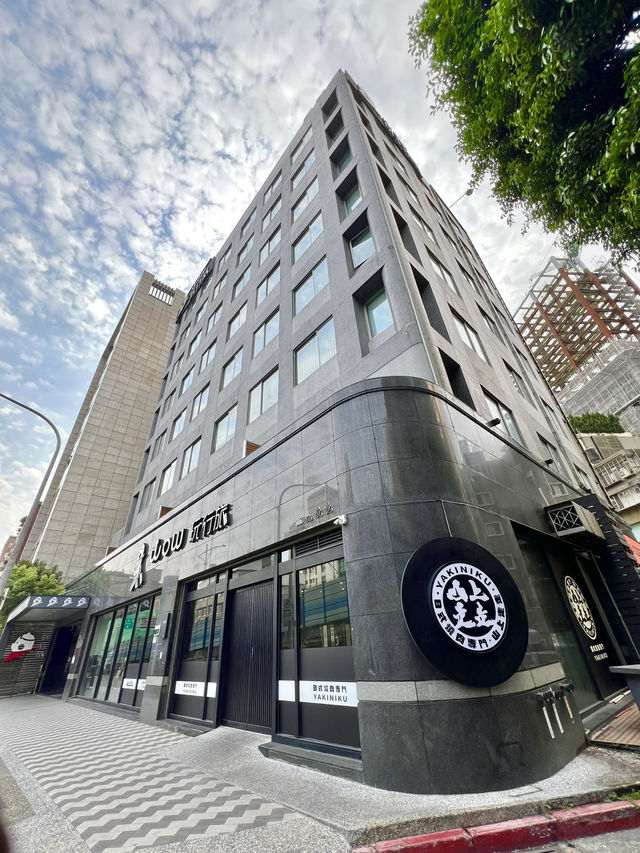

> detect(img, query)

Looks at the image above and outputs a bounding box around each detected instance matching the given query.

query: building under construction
[515,258,640,434]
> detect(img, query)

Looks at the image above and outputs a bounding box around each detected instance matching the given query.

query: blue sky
[0,0,606,552]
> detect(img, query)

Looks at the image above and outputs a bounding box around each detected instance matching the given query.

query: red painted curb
[353,828,473,852]
[467,814,556,853]
[552,800,640,841]
[352,800,640,852]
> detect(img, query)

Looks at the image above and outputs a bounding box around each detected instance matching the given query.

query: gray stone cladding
[22,272,183,582]
[128,69,600,543]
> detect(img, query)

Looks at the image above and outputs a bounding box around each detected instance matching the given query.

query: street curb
[352,800,640,852]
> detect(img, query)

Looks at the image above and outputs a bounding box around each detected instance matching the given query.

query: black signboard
[549,560,623,698]
[401,538,528,687]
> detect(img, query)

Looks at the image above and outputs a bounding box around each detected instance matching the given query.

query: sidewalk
[2,695,640,852]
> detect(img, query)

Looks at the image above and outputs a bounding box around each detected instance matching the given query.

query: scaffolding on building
[515,257,640,392]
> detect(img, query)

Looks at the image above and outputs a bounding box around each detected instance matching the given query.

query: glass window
[292,177,319,221]
[179,367,194,396]
[398,173,418,202]
[199,341,216,372]
[484,391,524,444]
[291,126,312,163]
[344,183,362,215]
[252,310,279,357]
[237,234,254,264]
[218,246,231,270]
[222,349,243,387]
[151,430,166,460]
[409,206,433,239]
[293,213,323,263]
[128,599,153,664]
[213,405,237,451]
[366,289,393,337]
[336,148,352,173]
[232,267,251,300]
[228,303,247,339]
[240,209,256,237]
[187,330,202,357]
[191,384,209,420]
[294,257,329,314]
[158,459,177,495]
[264,171,282,203]
[78,612,114,697]
[162,389,175,415]
[292,149,316,189]
[107,603,137,702]
[280,574,294,650]
[429,251,458,293]
[249,369,279,422]
[207,305,222,333]
[95,608,124,700]
[262,196,282,231]
[170,353,183,379]
[256,264,280,305]
[179,323,191,346]
[350,226,374,267]
[213,272,227,299]
[505,362,530,399]
[183,596,214,662]
[260,226,281,264]
[298,559,351,648]
[295,317,336,383]
[140,479,155,509]
[180,438,201,478]
[452,312,488,362]
[195,300,207,324]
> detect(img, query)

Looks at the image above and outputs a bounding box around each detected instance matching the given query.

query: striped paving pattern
[0,697,301,852]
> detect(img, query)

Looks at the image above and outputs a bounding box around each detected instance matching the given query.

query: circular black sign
[401,538,529,687]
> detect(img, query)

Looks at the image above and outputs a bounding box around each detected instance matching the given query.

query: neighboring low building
[578,432,640,539]
[515,257,640,434]
[21,272,184,583]
[4,71,640,797]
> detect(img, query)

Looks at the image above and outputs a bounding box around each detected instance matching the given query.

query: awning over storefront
[4,594,91,626]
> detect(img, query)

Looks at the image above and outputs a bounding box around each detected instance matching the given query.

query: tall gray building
[6,72,640,796]
[22,272,183,582]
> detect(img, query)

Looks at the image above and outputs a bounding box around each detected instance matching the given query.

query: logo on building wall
[130,543,147,591]
[4,633,36,663]
[133,505,233,582]
[402,537,528,688]
[564,575,597,640]
[431,563,508,652]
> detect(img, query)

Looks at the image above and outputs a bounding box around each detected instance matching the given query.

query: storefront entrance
[220,582,273,731]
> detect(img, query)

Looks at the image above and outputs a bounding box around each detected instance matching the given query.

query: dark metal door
[221,582,273,730]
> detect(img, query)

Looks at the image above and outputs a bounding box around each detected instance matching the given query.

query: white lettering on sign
[299,680,358,707]
[174,680,205,697]
[206,682,217,698]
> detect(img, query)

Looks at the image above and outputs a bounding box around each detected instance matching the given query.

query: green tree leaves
[0,559,65,630]
[567,412,626,434]
[408,0,640,259]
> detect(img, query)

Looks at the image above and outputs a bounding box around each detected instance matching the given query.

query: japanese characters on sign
[564,576,597,641]
[299,680,358,707]
[147,503,232,565]
[431,563,508,653]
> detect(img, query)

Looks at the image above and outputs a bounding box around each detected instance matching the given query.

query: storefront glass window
[280,574,294,649]
[78,611,113,697]
[298,559,351,648]
[107,604,137,702]
[183,596,214,662]
[95,608,124,700]
[128,600,152,664]
[141,599,159,666]
[231,553,276,579]
[211,595,225,661]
